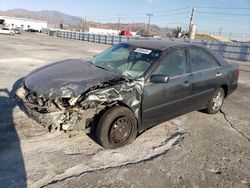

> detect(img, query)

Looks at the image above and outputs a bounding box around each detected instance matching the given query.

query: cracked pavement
[0,33,250,188]
[220,109,250,143]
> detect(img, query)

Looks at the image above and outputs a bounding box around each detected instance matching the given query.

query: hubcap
[109,117,132,145]
[212,91,223,111]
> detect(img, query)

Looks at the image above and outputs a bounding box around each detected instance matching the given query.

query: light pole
[146,13,153,36]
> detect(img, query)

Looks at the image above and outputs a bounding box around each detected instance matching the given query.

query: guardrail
[42,28,250,62]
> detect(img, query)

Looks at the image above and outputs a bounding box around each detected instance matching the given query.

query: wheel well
[91,102,139,130]
[220,84,228,98]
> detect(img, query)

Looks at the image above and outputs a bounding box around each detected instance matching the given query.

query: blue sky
[1,0,250,40]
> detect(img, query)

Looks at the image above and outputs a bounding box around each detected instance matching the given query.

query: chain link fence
[42,28,250,62]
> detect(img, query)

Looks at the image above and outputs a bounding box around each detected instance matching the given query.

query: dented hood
[24,59,118,98]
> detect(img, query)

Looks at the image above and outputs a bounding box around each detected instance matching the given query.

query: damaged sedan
[15,40,239,148]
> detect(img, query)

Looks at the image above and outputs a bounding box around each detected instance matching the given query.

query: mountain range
[0,8,174,36]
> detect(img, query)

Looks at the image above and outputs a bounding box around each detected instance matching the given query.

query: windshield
[91,43,161,79]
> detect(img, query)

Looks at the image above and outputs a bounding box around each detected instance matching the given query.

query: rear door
[188,47,223,108]
[142,48,192,128]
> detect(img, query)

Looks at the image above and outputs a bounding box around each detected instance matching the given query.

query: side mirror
[150,74,169,83]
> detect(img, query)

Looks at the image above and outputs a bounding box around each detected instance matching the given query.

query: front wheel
[204,87,225,114]
[96,106,138,149]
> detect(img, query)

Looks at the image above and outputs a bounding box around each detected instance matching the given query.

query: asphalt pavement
[0,33,249,188]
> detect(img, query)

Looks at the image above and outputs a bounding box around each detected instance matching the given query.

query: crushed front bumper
[15,87,85,131]
[18,101,68,131]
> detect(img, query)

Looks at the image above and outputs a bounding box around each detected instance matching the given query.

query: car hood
[24,59,118,98]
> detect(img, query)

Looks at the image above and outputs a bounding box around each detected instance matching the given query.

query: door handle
[182,81,190,87]
[216,72,223,77]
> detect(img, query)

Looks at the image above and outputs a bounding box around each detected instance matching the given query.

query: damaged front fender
[81,78,144,118]
[16,77,144,133]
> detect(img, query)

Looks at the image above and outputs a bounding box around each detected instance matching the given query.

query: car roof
[124,39,190,51]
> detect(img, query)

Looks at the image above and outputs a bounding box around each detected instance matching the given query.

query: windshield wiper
[125,72,133,78]
[94,65,109,71]
[119,74,134,81]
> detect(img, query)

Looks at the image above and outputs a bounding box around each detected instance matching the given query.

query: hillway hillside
[0,8,174,37]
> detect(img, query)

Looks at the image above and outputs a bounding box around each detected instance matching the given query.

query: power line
[196,6,250,10]
[127,12,189,19]
[152,7,190,14]
[124,7,190,15]
[81,6,250,37]
[196,11,250,16]
[195,16,241,22]
[87,11,189,22]
[86,7,190,19]
[166,22,189,26]
[154,11,189,17]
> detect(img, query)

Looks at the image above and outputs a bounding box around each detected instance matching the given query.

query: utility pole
[229,32,232,40]
[146,13,153,36]
[80,17,85,31]
[132,20,134,31]
[60,19,64,29]
[219,27,222,36]
[242,34,245,42]
[188,7,195,38]
[83,16,87,31]
[117,14,120,32]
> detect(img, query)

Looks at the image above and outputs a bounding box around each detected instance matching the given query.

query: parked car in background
[14,28,22,34]
[15,40,239,149]
[25,28,39,32]
[120,30,133,37]
[0,28,15,35]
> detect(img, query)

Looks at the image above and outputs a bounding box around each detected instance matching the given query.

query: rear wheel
[204,87,225,114]
[96,106,137,149]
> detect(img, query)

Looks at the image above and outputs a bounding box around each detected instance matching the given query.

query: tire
[96,106,138,149]
[204,87,225,114]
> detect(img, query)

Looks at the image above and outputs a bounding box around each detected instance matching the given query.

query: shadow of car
[25,28,39,32]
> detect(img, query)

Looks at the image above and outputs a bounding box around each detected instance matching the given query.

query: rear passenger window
[189,48,219,72]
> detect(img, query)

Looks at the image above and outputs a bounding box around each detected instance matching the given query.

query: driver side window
[153,49,187,77]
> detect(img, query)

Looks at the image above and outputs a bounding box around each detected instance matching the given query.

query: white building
[0,16,47,31]
[89,27,120,35]
[89,27,137,36]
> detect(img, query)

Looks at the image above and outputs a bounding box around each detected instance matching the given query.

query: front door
[141,48,192,129]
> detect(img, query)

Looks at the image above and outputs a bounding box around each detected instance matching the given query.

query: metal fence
[42,28,250,62]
